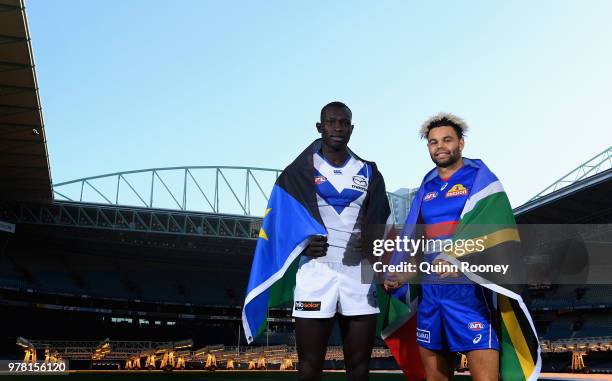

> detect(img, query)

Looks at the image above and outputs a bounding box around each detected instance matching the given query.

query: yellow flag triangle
[258,208,272,240]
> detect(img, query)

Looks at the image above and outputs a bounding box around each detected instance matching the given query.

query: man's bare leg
[419,346,454,381]
[467,349,499,381]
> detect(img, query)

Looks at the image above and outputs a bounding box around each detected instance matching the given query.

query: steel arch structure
[1,200,262,240]
[53,166,282,217]
[529,146,612,201]
[52,166,411,223]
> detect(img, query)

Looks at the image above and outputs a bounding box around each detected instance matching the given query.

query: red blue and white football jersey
[417,163,499,352]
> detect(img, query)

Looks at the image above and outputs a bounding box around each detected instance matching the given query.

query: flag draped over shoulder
[384,158,541,381]
[242,139,392,344]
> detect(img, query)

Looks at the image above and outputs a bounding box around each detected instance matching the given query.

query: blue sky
[27,0,612,208]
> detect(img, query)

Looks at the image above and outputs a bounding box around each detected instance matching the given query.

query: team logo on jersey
[352,176,367,187]
[294,301,321,311]
[445,184,468,198]
[314,175,327,185]
[333,169,343,175]
[416,328,431,343]
[351,176,368,192]
[469,322,484,331]
[423,191,438,202]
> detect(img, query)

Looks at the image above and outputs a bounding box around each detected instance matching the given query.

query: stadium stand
[573,316,612,339]
[531,285,612,310]
[517,150,612,373]
[0,225,250,306]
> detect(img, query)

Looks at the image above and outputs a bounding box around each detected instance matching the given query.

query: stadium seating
[0,239,247,308]
[531,285,612,310]
[573,316,612,338]
[543,315,575,340]
[582,285,612,305]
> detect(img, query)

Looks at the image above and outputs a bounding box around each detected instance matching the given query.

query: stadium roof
[514,147,612,222]
[0,0,52,201]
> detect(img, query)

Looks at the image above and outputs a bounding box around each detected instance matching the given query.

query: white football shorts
[292,258,379,318]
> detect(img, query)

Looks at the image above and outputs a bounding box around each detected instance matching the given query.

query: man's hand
[433,258,460,278]
[382,269,419,291]
[303,235,328,257]
[383,275,401,291]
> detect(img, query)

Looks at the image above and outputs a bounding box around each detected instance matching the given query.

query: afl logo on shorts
[314,175,327,185]
[423,192,437,202]
[445,184,468,198]
[295,301,321,311]
[469,322,484,331]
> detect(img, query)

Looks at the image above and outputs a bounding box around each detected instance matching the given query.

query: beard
[431,147,461,168]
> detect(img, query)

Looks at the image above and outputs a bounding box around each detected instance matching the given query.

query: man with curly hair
[386,113,500,381]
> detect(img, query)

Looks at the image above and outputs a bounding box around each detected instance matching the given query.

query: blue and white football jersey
[313,152,371,263]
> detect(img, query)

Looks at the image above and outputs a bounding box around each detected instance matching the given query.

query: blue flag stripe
[242,184,326,343]
[242,237,310,342]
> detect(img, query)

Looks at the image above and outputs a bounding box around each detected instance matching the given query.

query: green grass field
[0,370,474,381]
[1,370,594,381]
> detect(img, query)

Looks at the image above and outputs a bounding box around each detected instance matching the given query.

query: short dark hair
[320,101,352,122]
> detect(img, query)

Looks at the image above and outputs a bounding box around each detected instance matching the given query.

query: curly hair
[419,112,468,139]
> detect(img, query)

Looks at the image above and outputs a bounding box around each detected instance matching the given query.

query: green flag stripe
[499,295,537,381]
[500,318,527,381]
[509,297,539,364]
[388,294,412,323]
[268,257,299,308]
[460,191,515,226]
[376,285,391,336]
[378,284,416,338]
[256,257,301,337]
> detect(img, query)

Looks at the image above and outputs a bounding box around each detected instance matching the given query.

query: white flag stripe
[460,180,504,218]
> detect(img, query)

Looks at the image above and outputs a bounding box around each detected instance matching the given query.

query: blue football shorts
[416,283,500,352]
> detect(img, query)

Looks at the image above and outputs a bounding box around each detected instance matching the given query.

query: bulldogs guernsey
[420,163,477,283]
[312,152,370,263]
[416,162,500,352]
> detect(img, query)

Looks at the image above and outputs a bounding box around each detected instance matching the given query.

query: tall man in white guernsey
[293,101,391,381]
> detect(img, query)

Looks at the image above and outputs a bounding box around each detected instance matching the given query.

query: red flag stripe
[384,315,426,381]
